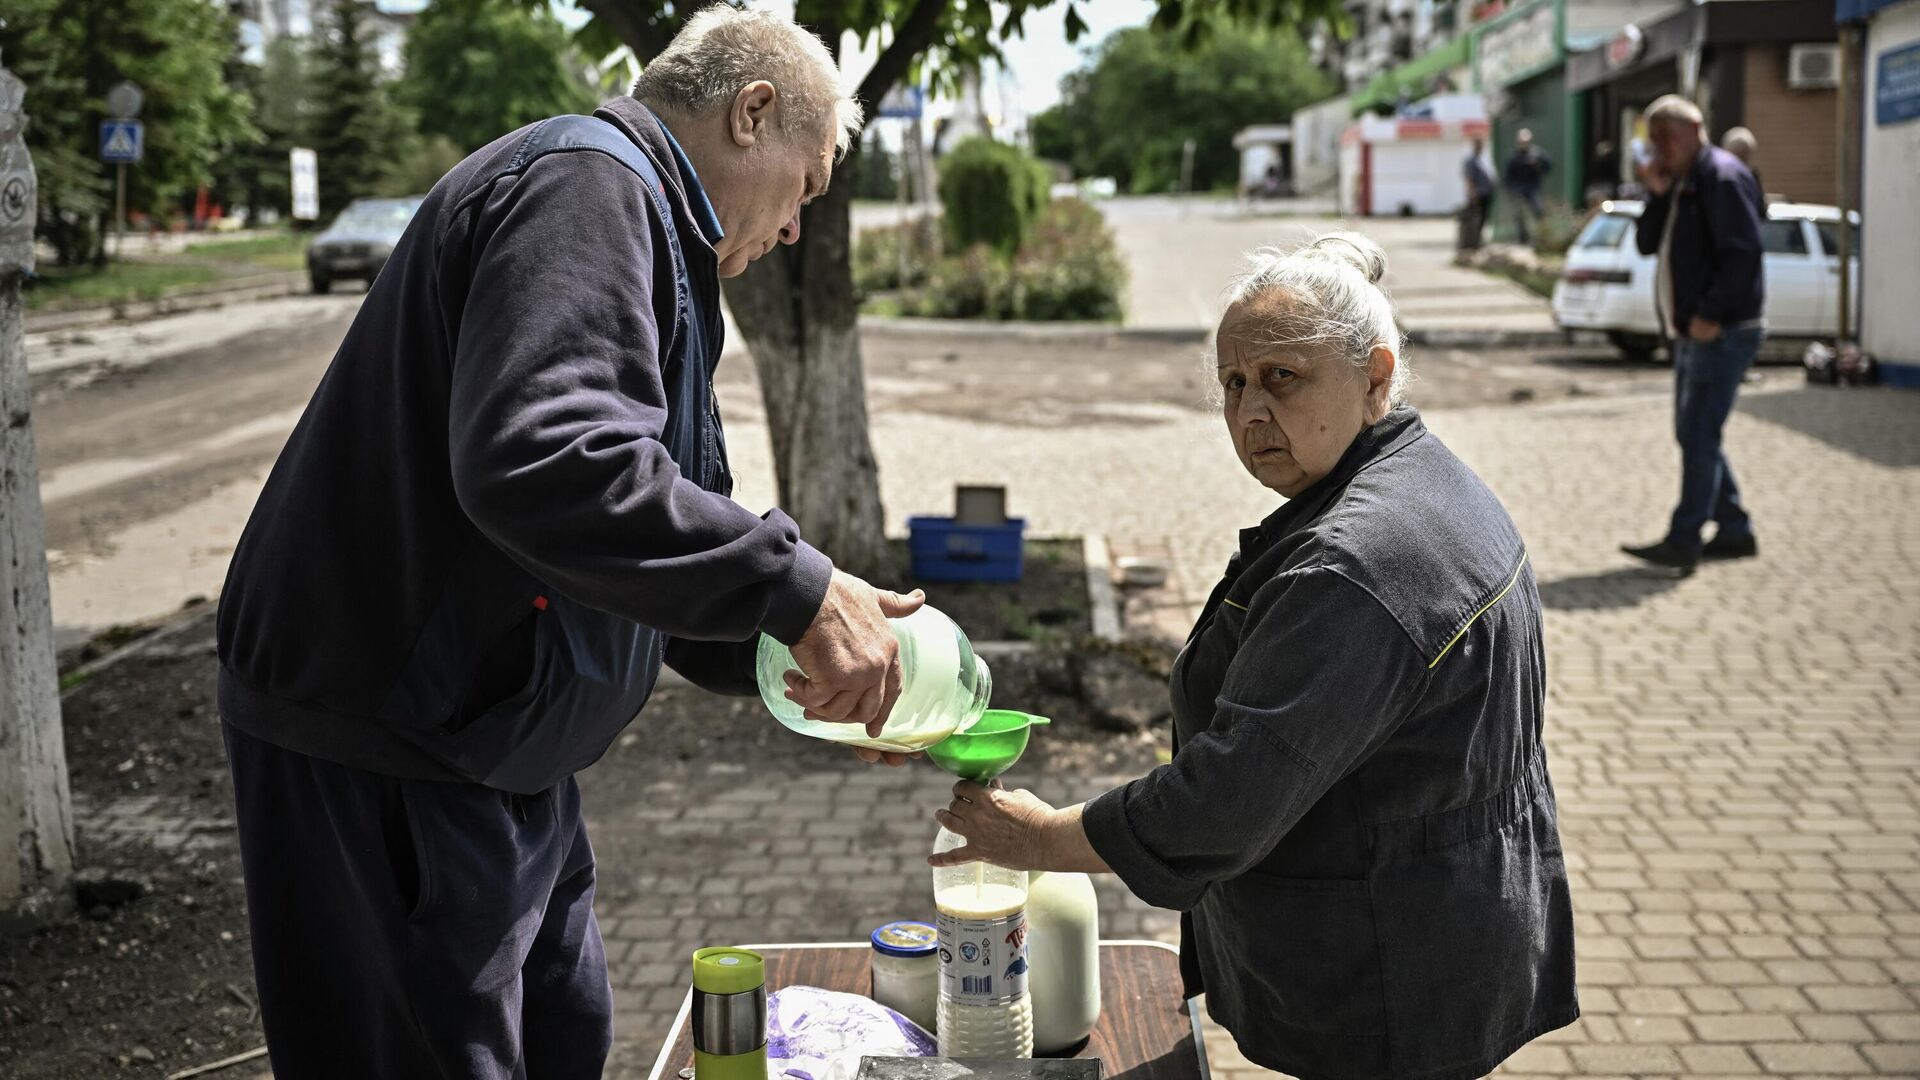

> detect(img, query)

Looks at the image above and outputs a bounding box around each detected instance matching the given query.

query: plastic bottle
[931,827,1033,1058]
[1025,871,1101,1054]
[757,605,993,754]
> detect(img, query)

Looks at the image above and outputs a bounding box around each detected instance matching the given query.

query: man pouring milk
[214,9,909,1077]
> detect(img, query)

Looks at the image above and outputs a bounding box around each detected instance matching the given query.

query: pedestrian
[1459,136,1496,255]
[215,9,915,1078]
[1503,128,1552,245]
[1622,95,1766,573]
[933,234,1579,1080]
[1721,126,1765,199]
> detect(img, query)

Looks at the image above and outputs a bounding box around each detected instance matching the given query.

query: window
[1815,220,1862,259]
[1760,219,1808,256]
[1578,214,1633,250]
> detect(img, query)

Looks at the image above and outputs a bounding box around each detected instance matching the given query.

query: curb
[27,274,307,335]
[1405,326,1573,349]
[59,606,217,699]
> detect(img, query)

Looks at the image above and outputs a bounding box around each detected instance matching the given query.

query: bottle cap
[870,921,939,958]
[692,947,765,995]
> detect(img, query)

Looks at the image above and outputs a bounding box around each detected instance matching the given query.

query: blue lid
[870,921,938,958]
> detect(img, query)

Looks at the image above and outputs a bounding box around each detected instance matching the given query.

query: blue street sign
[100,119,143,164]
[879,86,924,120]
[1877,40,1920,127]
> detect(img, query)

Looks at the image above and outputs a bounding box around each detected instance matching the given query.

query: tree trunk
[721,160,894,581]
[0,65,76,923]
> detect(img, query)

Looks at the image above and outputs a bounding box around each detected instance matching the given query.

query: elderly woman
[933,234,1579,1080]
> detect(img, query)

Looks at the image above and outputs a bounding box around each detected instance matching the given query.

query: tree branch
[578,0,676,65]
[855,0,948,116]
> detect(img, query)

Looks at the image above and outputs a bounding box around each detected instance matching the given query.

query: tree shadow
[1738,386,1920,469]
[1537,566,1688,612]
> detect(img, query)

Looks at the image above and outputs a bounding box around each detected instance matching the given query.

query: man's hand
[785,571,924,735]
[1639,161,1673,197]
[1687,316,1723,343]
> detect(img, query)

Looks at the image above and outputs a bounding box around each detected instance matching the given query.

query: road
[23,281,1699,652]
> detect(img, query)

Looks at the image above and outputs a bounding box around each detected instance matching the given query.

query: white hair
[1645,94,1704,129]
[1721,126,1757,157]
[634,5,865,157]
[1218,231,1410,405]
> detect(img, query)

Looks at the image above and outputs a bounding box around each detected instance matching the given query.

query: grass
[27,261,226,311]
[1483,257,1565,300]
[183,231,309,272]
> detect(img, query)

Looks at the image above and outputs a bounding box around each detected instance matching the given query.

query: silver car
[307,196,424,294]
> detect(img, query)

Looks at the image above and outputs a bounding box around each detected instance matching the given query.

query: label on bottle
[936,909,1028,1006]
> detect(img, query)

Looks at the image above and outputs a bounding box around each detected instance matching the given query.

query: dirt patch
[1,617,261,1080]
[870,537,1089,643]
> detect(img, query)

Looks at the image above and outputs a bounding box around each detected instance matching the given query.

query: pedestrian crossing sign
[100,120,143,164]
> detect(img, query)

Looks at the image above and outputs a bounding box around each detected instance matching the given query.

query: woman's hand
[930,781,1063,870]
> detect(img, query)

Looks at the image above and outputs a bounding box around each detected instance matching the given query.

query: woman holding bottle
[930,233,1580,1080]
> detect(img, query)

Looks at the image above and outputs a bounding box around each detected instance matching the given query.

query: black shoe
[1621,540,1700,573]
[1703,533,1758,561]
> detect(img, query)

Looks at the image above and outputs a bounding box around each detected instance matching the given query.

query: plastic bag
[766,986,935,1080]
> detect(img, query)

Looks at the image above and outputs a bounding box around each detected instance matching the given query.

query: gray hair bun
[1304,231,1389,285]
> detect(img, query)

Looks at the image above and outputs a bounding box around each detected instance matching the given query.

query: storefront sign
[1877,39,1920,127]
[1476,0,1560,90]
[1605,25,1645,70]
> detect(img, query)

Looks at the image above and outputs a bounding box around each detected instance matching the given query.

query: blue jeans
[1667,325,1762,551]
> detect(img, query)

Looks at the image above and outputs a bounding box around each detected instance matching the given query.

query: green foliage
[937,137,1050,257]
[1035,22,1335,194]
[400,0,599,154]
[895,198,1124,322]
[0,0,256,264]
[312,0,421,216]
[853,215,939,297]
[849,131,899,201]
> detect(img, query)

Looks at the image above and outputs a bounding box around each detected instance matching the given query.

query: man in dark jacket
[1624,95,1766,573]
[1503,128,1551,245]
[215,9,912,1077]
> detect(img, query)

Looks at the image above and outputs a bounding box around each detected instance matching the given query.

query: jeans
[1510,187,1543,244]
[1667,325,1762,552]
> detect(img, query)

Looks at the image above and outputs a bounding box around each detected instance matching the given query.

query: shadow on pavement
[1538,566,1687,612]
[1738,386,1920,469]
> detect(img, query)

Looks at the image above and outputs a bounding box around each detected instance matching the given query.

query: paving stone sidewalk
[596,382,1920,1079]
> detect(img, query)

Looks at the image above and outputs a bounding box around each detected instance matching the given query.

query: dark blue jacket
[1083,409,1578,1080]
[1635,144,1766,332]
[216,99,829,793]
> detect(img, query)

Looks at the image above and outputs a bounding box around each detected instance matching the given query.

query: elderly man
[1721,126,1764,196]
[1624,95,1766,572]
[215,9,909,1077]
[1503,127,1552,245]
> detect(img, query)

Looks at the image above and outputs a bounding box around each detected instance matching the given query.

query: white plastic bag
[766,986,935,1080]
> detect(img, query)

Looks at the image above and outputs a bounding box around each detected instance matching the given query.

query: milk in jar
[931,827,1034,1057]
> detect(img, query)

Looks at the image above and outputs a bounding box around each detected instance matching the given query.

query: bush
[937,137,1051,256]
[893,198,1126,323]
[853,215,940,298]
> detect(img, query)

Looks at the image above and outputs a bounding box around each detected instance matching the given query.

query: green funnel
[925,709,1050,782]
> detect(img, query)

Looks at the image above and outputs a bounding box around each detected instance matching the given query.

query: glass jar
[869,921,939,1034]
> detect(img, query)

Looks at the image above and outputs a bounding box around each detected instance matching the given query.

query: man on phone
[1623,95,1766,573]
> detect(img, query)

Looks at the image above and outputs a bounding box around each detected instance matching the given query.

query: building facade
[1842,0,1920,377]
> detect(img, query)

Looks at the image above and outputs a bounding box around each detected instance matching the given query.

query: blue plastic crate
[907,516,1026,582]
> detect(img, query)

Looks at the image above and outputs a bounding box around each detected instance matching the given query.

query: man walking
[216,9,910,1077]
[1503,128,1552,245]
[1622,95,1766,573]
[1459,137,1496,256]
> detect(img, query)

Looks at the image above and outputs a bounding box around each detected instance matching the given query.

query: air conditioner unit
[1789,44,1840,90]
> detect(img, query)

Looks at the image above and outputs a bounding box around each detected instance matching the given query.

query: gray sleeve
[1081,568,1428,911]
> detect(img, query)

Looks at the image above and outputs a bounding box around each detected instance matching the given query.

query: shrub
[914,245,1015,319]
[1009,198,1127,322]
[937,136,1051,256]
[852,215,940,298]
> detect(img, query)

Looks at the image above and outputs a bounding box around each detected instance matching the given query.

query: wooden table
[646,940,1208,1080]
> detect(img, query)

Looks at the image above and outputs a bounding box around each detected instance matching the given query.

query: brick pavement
[596,381,1920,1078]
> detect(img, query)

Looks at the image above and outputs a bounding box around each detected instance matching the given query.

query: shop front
[1569,0,1842,204]
[1473,0,1577,240]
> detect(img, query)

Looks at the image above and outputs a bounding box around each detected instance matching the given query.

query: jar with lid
[869,921,939,1034]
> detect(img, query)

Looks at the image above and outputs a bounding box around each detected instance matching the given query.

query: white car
[1552,199,1860,361]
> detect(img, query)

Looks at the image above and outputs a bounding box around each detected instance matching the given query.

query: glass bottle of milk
[757,606,992,754]
[931,827,1034,1058]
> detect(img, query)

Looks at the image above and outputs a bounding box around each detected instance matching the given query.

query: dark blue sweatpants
[223,722,612,1079]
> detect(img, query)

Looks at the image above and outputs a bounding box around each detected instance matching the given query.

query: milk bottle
[931,827,1034,1057]
[757,605,993,754]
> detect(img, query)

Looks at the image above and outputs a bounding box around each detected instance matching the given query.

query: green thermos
[692,947,766,1080]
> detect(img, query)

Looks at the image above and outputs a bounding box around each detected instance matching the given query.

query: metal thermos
[691,947,766,1080]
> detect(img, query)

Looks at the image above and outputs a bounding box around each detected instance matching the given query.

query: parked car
[1552,199,1861,362]
[307,196,424,294]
